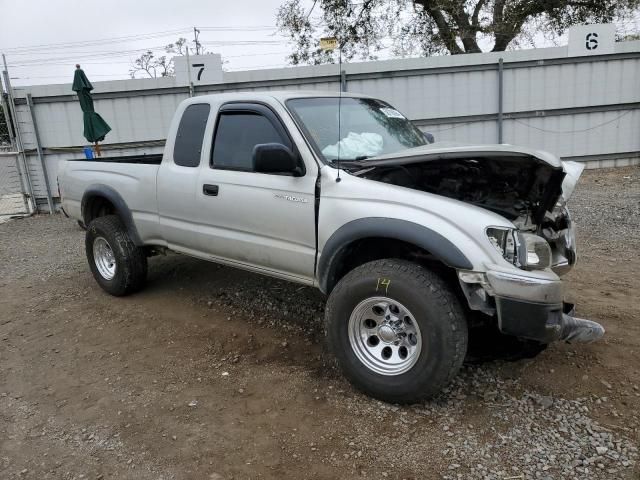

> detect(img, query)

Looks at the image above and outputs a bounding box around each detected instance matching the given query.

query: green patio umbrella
[72,64,111,156]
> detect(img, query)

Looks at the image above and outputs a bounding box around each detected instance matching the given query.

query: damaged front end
[354,146,604,344]
[356,151,580,275]
[458,269,604,344]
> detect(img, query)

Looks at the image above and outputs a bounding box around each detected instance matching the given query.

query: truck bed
[68,153,163,164]
[59,155,162,243]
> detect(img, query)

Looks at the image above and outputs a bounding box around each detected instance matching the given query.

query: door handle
[203,184,219,196]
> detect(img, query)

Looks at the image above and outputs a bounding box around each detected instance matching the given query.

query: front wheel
[325,259,468,403]
[85,215,147,296]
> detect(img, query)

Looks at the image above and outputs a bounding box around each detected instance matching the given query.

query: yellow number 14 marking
[376,278,391,294]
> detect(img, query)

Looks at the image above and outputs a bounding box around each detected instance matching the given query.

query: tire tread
[85,215,147,296]
[325,259,468,403]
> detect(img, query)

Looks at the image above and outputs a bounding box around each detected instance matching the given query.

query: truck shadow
[142,252,545,368]
[139,252,332,372]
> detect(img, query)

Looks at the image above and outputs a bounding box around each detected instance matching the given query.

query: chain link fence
[1,92,29,219]
[0,95,11,147]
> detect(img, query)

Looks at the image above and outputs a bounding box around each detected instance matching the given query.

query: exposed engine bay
[356,155,577,274]
[359,156,564,222]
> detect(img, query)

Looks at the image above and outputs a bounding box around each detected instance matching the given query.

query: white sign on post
[568,24,616,57]
[174,54,223,86]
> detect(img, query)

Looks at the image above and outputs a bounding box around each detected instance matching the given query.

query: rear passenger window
[174,103,210,167]
[212,112,287,171]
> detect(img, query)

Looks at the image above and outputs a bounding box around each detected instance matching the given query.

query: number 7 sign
[174,54,223,85]
[192,63,205,81]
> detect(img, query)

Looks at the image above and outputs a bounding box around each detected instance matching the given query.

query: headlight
[486,227,517,263]
[486,228,551,270]
[517,233,552,270]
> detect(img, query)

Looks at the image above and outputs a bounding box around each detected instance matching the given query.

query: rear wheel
[85,215,147,296]
[325,259,468,403]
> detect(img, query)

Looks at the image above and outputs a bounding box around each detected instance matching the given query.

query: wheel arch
[81,185,143,246]
[317,218,473,294]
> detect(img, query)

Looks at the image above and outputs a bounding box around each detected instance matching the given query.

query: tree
[276,0,640,64]
[165,37,203,56]
[129,51,173,79]
[129,37,207,79]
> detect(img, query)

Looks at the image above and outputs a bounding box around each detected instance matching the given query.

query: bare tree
[129,51,172,79]
[277,0,640,64]
[129,38,207,79]
[164,37,206,56]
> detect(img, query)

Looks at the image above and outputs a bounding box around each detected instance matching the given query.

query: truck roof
[180,91,562,168]
[183,90,374,105]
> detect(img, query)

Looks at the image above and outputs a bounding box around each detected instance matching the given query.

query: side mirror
[423,132,435,144]
[253,143,302,176]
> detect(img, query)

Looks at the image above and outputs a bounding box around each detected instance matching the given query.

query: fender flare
[81,184,143,246]
[317,217,473,294]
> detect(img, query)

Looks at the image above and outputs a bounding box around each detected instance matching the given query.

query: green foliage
[620,32,640,41]
[276,0,640,63]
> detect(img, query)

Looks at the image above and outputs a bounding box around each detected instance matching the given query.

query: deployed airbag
[322,132,383,159]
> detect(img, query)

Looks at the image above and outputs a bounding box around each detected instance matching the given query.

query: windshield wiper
[328,157,382,176]
[328,158,366,167]
[329,155,374,166]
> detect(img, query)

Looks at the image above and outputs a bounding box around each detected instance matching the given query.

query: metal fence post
[26,94,54,214]
[340,69,347,92]
[497,58,504,144]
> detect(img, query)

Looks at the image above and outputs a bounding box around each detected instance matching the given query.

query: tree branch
[471,0,487,27]
[491,0,550,52]
[451,1,482,53]
[277,0,638,59]
[415,0,464,54]
[493,0,507,25]
[440,0,482,53]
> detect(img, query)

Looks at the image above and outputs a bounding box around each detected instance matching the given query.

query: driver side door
[194,102,318,283]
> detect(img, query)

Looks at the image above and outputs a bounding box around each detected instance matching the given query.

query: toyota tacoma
[59,91,604,403]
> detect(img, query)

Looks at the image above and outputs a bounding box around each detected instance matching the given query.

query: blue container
[83,147,94,159]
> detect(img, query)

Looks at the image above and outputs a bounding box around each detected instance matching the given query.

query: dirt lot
[1,167,639,480]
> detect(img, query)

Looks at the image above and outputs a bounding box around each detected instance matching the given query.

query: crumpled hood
[560,161,585,200]
[355,142,584,222]
[355,141,583,201]
[360,141,563,169]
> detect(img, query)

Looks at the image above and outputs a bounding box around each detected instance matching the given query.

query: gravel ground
[0,166,639,480]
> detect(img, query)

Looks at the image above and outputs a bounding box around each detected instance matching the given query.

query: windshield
[286,97,427,163]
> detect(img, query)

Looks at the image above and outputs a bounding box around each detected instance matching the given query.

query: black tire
[325,259,468,403]
[85,215,147,296]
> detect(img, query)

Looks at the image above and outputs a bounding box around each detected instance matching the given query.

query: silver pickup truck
[59,91,604,403]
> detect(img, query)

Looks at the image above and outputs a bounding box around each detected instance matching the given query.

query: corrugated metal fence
[4,40,640,212]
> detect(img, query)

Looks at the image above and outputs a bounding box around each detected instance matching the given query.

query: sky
[0,0,301,86]
[1,0,638,88]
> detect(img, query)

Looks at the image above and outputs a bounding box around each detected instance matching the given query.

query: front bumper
[495,298,604,344]
[460,266,604,344]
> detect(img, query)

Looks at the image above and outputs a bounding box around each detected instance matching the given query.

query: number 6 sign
[568,24,615,57]
[585,32,599,51]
